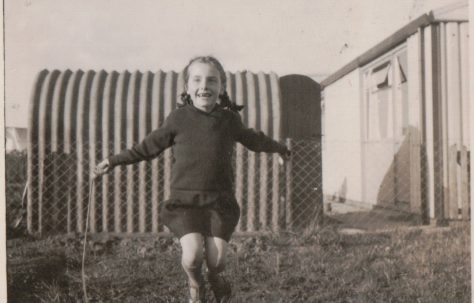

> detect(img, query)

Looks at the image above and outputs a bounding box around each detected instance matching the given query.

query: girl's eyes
[191,78,218,83]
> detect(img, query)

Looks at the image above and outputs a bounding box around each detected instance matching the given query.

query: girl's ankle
[188,282,206,303]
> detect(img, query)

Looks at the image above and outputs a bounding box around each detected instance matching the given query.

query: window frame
[361,44,408,143]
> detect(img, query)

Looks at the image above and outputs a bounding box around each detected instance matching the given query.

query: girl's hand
[93,159,111,179]
[278,149,292,165]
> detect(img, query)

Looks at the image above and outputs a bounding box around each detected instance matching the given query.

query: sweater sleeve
[233,112,288,154]
[108,113,176,167]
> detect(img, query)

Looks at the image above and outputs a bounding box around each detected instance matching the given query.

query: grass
[6,223,470,303]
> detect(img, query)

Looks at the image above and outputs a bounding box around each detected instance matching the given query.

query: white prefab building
[321,1,469,222]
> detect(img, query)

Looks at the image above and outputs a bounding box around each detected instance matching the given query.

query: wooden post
[285,138,293,230]
[163,71,175,201]
[138,72,149,233]
[258,72,269,230]
[151,71,163,233]
[125,72,139,233]
[234,72,245,232]
[270,73,282,232]
[246,72,257,232]
[89,71,105,233]
[101,72,116,233]
[76,71,93,233]
[272,154,280,232]
[113,72,129,233]
[162,71,176,234]
[247,150,256,232]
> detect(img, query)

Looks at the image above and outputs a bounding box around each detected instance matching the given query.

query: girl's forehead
[188,62,220,76]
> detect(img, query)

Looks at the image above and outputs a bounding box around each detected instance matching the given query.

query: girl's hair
[180,56,244,112]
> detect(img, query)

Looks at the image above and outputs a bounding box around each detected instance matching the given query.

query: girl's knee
[180,233,204,269]
[206,251,226,274]
[181,247,204,270]
[207,259,226,274]
[182,257,203,272]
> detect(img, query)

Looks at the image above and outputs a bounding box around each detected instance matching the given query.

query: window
[395,53,408,135]
[364,48,408,141]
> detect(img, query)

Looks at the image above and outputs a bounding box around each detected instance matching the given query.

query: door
[362,47,410,210]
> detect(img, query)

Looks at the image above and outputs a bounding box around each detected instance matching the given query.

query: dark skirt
[160,192,240,242]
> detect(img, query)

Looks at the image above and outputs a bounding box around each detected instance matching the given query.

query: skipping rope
[82,177,96,303]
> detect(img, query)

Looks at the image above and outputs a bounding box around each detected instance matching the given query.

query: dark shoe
[188,283,206,303]
[209,275,231,303]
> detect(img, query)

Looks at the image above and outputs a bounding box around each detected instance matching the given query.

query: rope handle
[82,177,97,303]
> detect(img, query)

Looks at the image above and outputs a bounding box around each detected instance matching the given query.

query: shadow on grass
[325,206,423,232]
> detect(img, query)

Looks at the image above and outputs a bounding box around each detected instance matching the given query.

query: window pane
[371,61,391,91]
[397,54,408,84]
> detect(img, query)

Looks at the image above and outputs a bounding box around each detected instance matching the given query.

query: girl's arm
[95,114,176,177]
[107,126,175,167]
[233,113,289,155]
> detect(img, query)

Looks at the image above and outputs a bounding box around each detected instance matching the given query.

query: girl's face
[186,62,223,111]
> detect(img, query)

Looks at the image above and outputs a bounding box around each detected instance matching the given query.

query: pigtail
[220,91,244,112]
[179,92,193,108]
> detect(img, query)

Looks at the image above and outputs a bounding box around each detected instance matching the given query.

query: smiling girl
[94,56,290,303]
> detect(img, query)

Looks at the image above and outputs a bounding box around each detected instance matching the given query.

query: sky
[4,0,452,127]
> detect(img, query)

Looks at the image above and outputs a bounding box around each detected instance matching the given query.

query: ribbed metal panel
[27,69,282,234]
[441,22,469,220]
[428,21,470,220]
[404,21,470,221]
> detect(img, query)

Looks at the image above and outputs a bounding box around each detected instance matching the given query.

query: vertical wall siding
[431,21,470,220]
[27,69,282,234]
[459,23,470,219]
[423,25,438,220]
[407,31,423,215]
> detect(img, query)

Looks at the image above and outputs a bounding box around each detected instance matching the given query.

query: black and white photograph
[3,0,472,302]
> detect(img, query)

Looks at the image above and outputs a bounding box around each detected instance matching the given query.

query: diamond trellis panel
[9,138,467,236]
[19,139,322,235]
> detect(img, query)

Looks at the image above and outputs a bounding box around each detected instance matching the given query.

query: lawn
[6,223,470,302]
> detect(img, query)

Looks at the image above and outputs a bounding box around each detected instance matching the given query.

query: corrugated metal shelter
[28,70,282,234]
[321,1,469,223]
[27,69,322,234]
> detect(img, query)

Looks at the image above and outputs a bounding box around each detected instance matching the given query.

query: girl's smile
[186,62,223,112]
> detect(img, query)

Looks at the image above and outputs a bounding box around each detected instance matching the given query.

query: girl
[94,56,290,303]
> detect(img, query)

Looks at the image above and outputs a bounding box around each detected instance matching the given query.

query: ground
[6,219,470,303]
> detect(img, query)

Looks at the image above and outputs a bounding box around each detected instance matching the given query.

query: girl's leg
[204,237,228,276]
[205,237,232,302]
[180,233,205,288]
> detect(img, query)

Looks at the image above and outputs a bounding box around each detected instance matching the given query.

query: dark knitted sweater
[108,104,287,205]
